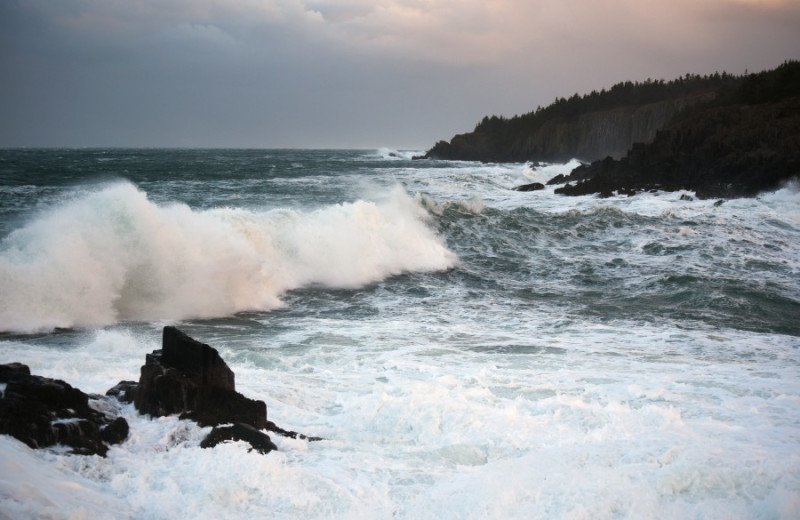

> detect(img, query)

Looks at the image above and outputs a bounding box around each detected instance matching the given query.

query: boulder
[133,326,267,429]
[0,363,128,456]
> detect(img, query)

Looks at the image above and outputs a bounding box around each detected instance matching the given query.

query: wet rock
[106,380,138,404]
[134,326,267,429]
[201,422,278,455]
[513,182,545,192]
[0,363,128,456]
[101,416,130,445]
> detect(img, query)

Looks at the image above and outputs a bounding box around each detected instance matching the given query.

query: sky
[1,0,799,149]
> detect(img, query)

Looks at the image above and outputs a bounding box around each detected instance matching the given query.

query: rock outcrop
[2,327,320,456]
[0,363,128,456]
[201,423,278,454]
[133,326,267,430]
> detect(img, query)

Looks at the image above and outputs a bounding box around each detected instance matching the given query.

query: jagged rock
[134,326,267,429]
[201,422,278,455]
[546,174,567,185]
[162,326,234,392]
[0,363,128,456]
[513,182,545,192]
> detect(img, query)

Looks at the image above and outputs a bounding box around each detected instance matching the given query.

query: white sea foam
[1,322,798,519]
[0,182,457,333]
[2,152,799,519]
[521,158,583,185]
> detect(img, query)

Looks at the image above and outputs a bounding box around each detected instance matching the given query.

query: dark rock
[161,326,235,392]
[134,327,267,430]
[201,422,278,455]
[714,199,725,207]
[0,363,128,456]
[265,420,323,442]
[513,182,545,192]
[680,194,695,201]
[101,416,130,444]
[0,362,30,379]
[179,387,267,429]
[106,380,138,404]
[546,174,567,185]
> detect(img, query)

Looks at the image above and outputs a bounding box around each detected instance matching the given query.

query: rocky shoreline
[425,61,800,199]
[0,326,318,457]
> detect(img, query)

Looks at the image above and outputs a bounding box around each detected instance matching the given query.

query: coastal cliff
[421,74,734,163]
[555,61,800,198]
[422,60,800,198]
[425,92,715,163]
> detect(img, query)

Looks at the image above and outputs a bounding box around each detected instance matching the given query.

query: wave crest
[0,183,457,333]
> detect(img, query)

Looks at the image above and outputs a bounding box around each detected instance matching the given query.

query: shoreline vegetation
[420,60,800,198]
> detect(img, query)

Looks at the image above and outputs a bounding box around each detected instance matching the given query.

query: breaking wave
[0,182,456,333]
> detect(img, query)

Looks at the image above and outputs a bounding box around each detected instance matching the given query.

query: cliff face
[554,97,800,199]
[424,92,716,163]
[510,93,716,161]
[551,61,800,198]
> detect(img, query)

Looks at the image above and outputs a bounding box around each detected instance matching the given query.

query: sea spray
[0,182,456,333]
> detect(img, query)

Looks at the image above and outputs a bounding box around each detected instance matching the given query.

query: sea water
[0,149,799,519]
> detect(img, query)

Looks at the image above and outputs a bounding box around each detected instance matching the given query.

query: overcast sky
[1,0,798,149]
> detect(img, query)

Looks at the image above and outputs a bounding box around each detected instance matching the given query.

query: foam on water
[1,151,799,519]
[521,159,584,185]
[0,182,456,333]
[1,320,799,519]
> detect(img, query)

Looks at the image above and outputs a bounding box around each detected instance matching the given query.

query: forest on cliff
[423,60,800,198]
[423,60,800,165]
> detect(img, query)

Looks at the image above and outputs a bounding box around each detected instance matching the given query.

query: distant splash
[0,182,457,333]
[374,148,422,161]
[521,159,583,185]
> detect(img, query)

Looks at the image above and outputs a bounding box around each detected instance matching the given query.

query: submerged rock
[0,363,128,456]
[513,182,545,192]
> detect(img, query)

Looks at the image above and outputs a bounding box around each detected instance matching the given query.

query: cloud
[1,0,798,148]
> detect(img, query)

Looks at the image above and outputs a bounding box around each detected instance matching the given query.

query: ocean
[1,148,799,519]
